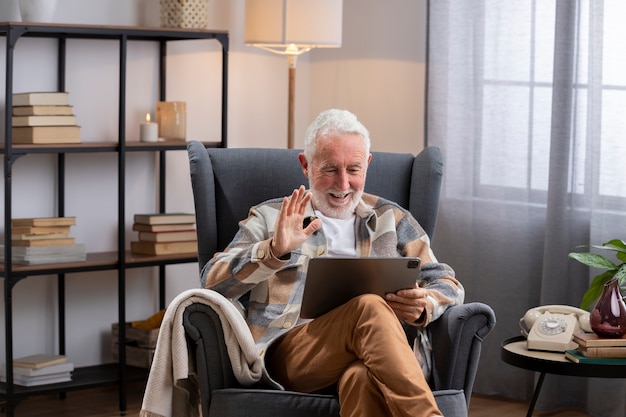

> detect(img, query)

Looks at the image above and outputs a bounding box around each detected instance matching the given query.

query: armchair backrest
[187,141,443,273]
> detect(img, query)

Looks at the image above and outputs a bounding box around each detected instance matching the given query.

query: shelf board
[0,22,228,43]
[124,140,221,151]
[0,363,147,398]
[0,251,197,277]
[0,140,221,155]
[125,251,198,268]
[0,142,117,154]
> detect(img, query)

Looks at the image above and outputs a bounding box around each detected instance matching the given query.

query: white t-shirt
[314,211,357,257]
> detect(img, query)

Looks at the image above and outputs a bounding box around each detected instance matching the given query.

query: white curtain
[427,1,626,415]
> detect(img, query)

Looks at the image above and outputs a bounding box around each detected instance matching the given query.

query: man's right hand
[270,185,322,258]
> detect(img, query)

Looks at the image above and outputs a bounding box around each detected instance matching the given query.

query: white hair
[303,109,371,161]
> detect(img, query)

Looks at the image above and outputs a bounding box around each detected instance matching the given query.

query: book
[572,332,626,348]
[2,372,72,386]
[12,354,68,369]
[565,349,626,364]
[12,115,77,127]
[10,254,86,266]
[0,362,74,377]
[12,105,74,116]
[0,244,85,256]
[577,345,626,358]
[11,225,72,235]
[132,222,196,233]
[11,237,75,247]
[0,244,87,265]
[138,230,197,242]
[131,240,198,255]
[11,232,70,241]
[12,92,69,106]
[133,213,196,225]
[12,217,76,227]
[12,125,81,144]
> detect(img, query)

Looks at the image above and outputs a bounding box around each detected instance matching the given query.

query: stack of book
[565,332,626,363]
[0,354,73,386]
[131,213,198,255]
[11,91,81,144]
[0,217,86,265]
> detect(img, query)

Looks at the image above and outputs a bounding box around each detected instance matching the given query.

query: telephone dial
[520,305,592,352]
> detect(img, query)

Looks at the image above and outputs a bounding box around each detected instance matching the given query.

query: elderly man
[203,109,464,417]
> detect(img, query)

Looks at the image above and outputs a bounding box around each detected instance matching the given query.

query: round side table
[501,336,626,417]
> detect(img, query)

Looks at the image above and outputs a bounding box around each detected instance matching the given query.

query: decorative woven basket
[160,0,209,29]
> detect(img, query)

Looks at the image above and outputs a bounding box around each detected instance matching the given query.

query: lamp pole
[244,0,343,149]
[287,48,299,149]
[288,65,295,149]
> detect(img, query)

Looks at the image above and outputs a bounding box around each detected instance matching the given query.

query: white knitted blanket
[139,288,266,417]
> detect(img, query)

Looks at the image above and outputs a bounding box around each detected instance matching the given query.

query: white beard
[308,179,363,219]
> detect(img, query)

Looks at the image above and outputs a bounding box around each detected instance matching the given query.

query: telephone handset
[520,305,592,352]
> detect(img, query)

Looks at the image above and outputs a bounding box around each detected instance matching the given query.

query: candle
[140,112,158,142]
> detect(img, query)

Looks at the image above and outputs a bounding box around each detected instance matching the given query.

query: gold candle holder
[156,101,187,140]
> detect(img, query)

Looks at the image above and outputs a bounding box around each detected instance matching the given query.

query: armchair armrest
[428,302,496,407]
[183,303,243,417]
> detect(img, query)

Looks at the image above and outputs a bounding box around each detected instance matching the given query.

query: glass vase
[590,278,626,338]
[156,101,187,141]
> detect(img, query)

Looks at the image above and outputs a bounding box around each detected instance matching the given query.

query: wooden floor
[4,382,592,417]
[469,394,590,417]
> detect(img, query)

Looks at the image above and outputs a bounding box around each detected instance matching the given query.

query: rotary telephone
[519,305,592,352]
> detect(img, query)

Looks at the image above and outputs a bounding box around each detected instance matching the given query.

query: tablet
[300,257,421,319]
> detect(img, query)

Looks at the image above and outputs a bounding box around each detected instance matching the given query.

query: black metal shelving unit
[0,22,228,416]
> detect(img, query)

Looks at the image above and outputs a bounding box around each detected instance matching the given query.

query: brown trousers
[265,294,442,417]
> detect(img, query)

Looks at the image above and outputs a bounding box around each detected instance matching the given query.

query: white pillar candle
[140,112,158,142]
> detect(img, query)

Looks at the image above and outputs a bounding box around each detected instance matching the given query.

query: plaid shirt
[202,192,464,355]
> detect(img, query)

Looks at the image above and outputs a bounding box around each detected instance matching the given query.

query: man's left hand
[385,284,429,323]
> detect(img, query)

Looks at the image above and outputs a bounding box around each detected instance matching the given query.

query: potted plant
[568,239,626,310]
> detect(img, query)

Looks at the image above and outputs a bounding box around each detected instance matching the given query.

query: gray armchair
[184,140,496,417]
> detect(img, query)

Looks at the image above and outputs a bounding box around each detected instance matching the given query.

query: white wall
[0,0,426,366]
[309,0,427,154]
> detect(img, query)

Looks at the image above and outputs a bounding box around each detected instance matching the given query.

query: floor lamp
[244,0,343,149]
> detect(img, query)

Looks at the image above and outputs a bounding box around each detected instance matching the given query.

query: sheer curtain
[427,1,626,415]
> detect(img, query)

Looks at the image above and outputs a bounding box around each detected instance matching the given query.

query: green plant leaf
[591,239,626,254]
[568,252,618,270]
[602,239,626,252]
[595,239,626,264]
[572,239,626,310]
[580,271,615,310]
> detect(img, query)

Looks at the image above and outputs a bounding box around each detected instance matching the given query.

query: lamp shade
[245,0,342,49]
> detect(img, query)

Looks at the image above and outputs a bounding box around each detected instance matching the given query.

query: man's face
[301,133,372,219]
